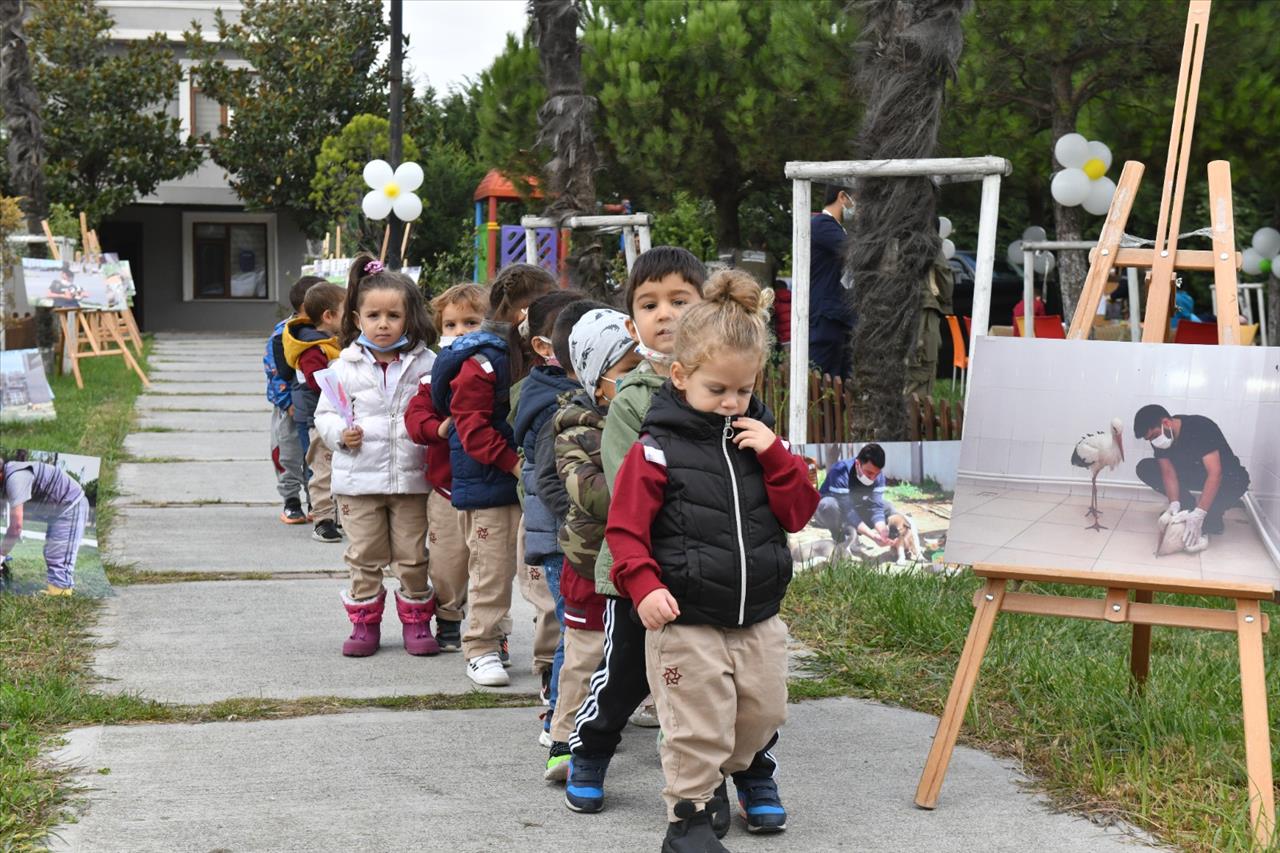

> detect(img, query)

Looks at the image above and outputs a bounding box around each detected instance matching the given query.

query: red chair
[1172,320,1218,345]
[1014,314,1067,339]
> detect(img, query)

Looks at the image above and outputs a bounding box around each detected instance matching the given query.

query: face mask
[855,462,875,487]
[357,333,409,353]
[842,202,856,225]
[1151,426,1173,449]
[518,316,530,339]
[437,335,457,348]
[633,328,673,366]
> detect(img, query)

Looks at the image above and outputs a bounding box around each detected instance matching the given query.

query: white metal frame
[785,156,1011,443]
[520,213,654,273]
[1211,280,1269,346]
[1019,240,1142,342]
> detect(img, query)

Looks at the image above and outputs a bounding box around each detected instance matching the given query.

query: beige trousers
[306,428,335,521]
[460,504,520,659]
[337,493,432,601]
[517,517,561,675]
[550,626,606,742]
[427,490,469,622]
[646,616,789,820]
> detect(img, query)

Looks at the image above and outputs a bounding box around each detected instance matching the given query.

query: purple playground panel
[500,226,558,274]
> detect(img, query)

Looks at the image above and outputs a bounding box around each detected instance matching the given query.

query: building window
[190,86,227,139]
[192,222,268,299]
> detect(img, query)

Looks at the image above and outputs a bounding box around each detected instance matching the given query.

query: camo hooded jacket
[553,390,610,582]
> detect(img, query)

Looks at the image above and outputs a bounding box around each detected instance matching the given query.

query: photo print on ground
[1,349,56,423]
[947,336,1280,589]
[1,448,110,597]
[791,440,959,572]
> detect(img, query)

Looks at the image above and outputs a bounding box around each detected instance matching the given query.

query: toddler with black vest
[429,264,556,687]
[607,271,819,853]
[314,256,438,657]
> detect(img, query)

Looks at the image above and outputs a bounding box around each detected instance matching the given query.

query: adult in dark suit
[809,185,856,378]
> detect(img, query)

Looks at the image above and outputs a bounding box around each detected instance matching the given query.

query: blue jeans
[543,554,566,732]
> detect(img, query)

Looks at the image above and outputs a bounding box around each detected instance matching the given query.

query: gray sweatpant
[45,495,88,589]
[270,406,305,503]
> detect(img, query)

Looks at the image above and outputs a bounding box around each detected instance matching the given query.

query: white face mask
[1150,426,1173,449]
[855,462,875,487]
[842,202,856,225]
[633,328,672,366]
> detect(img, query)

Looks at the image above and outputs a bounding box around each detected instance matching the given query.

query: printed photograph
[790,440,959,571]
[947,337,1280,589]
[0,348,56,423]
[21,257,132,310]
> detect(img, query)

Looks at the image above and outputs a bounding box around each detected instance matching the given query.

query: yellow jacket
[282,316,341,369]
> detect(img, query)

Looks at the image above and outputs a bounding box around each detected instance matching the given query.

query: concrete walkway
[48,333,1153,852]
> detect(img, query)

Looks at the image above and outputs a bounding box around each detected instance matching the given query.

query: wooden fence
[758,362,963,443]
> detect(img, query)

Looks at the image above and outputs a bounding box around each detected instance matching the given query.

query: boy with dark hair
[814,443,895,549]
[1133,404,1249,541]
[266,276,322,523]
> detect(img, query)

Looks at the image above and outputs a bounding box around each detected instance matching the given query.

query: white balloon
[362,188,392,220]
[1051,168,1091,207]
[1033,251,1055,275]
[393,161,424,193]
[392,192,423,222]
[1242,247,1264,276]
[1021,226,1047,243]
[938,216,952,240]
[1007,239,1025,268]
[1087,140,1113,171]
[1081,176,1117,216]
[1251,227,1280,258]
[941,238,956,260]
[363,159,393,189]
[1054,133,1091,169]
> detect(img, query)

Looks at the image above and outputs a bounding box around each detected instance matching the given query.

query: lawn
[783,561,1280,853]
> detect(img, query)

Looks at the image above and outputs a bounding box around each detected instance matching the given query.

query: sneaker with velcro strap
[465,652,509,687]
[736,777,787,833]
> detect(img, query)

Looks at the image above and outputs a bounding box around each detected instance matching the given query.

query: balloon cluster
[1007,226,1055,275]
[939,216,956,260]
[1051,133,1116,216]
[361,159,424,221]
[1242,228,1280,278]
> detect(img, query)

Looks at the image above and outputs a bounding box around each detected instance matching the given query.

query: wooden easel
[916,2,1275,845]
[53,307,150,390]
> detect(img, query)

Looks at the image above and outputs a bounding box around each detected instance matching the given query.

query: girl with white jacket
[315,255,438,658]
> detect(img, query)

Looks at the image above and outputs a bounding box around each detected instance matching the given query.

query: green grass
[783,561,1280,852]
[1,343,152,851]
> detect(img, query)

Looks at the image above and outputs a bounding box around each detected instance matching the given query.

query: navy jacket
[809,211,854,331]
[512,365,579,563]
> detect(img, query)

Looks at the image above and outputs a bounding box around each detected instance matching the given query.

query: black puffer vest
[641,382,792,628]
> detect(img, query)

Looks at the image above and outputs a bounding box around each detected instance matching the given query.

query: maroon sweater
[405,380,452,497]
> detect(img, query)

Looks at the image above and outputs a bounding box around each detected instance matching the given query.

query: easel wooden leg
[1236,599,1275,847]
[915,577,1007,809]
[104,320,150,387]
[1130,589,1154,686]
[122,306,144,355]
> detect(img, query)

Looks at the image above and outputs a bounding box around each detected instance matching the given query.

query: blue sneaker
[565,755,610,813]
[736,778,787,832]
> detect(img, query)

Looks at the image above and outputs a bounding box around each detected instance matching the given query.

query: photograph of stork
[946,336,1280,589]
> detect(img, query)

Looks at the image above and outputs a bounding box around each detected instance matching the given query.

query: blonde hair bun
[702,269,774,321]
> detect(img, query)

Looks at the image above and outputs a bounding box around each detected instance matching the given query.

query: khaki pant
[517,517,561,675]
[551,626,606,742]
[646,616,789,820]
[306,427,335,522]
[460,504,520,659]
[427,490,469,622]
[338,493,431,601]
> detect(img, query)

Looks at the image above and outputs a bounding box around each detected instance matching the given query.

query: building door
[95,222,145,329]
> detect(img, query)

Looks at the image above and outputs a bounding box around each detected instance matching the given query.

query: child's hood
[553,390,606,434]
[282,316,341,367]
[514,365,580,439]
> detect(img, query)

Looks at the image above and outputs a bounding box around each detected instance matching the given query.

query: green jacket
[594,361,666,596]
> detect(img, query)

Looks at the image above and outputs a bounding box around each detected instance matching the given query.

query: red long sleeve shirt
[606,435,819,607]
[297,347,330,393]
[404,380,453,496]
[448,358,520,476]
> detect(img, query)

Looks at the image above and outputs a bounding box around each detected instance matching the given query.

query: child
[607,271,819,851]
[283,282,347,543]
[266,276,322,524]
[0,456,90,595]
[513,289,587,735]
[314,255,438,656]
[430,263,557,687]
[543,304,641,781]
[567,247,715,812]
[405,283,487,652]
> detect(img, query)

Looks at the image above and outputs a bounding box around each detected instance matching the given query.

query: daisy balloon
[361,159,424,222]
[1050,133,1115,216]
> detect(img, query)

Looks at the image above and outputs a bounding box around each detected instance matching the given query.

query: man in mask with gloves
[813,443,896,553]
[1133,404,1250,546]
[808,184,857,378]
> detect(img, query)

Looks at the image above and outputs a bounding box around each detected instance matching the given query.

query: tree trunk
[711,181,741,254]
[846,0,969,441]
[531,0,607,297]
[0,0,47,234]
[1052,200,1088,323]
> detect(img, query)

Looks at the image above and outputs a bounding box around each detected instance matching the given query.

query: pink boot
[395,590,442,656]
[341,588,386,657]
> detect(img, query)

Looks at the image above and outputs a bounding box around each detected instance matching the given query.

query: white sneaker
[629,701,661,728]
[466,652,509,687]
[538,728,553,748]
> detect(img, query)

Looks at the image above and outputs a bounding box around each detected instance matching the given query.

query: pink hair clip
[364,260,384,275]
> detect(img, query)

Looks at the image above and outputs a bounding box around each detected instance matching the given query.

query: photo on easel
[790,441,959,572]
[1,349,56,423]
[947,335,1280,589]
[21,257,131,310]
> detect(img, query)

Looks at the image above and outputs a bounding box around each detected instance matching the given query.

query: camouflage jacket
[553,391,609,582]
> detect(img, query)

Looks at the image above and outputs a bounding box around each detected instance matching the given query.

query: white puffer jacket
[315,342,435,496]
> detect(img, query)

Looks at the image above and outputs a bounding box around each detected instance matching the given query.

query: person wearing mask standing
[809,185,856,378]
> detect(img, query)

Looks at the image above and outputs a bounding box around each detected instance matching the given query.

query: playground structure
[785,155,1012,444]
[520,213,653,275]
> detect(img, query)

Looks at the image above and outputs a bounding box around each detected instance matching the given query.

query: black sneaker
[540,668,553,706]
[708,779,730,839]
[312,519,343,543]
[280,497,307,525]
[499,635,511,668]
[736,777,787,833]
[663,800,729,853]
[545,740,571,782]
[565,754,610,813]
[435,618,462,652]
